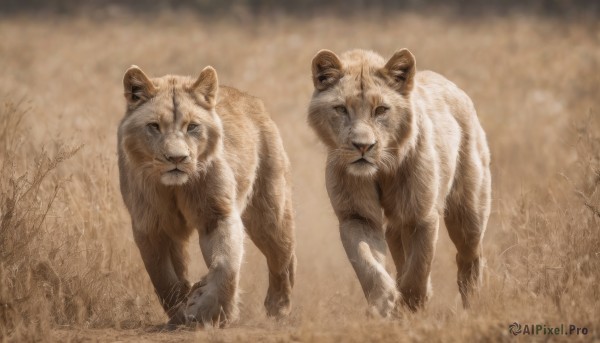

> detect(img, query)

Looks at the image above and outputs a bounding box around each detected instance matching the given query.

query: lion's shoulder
[414,70,475,124]
[415,70,461,94]
[217,86,266,118]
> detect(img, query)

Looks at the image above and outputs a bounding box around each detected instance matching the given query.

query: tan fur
[118,66,296,327]
[308,49,491,317]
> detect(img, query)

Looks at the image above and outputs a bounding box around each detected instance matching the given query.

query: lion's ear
[380,49,416,95]
[311,49,343,91]
[191,66,218,107]
[123,66,157,107]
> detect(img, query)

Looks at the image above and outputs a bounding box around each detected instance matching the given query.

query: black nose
[166,154,189,164]
[352,141,376,154]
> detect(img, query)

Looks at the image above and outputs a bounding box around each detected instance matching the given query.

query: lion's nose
[352,141,376,154]
[165,154,189,164]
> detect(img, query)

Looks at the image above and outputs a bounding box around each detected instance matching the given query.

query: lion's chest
[377,165,439,225]
[378,175,418,225]
[172,187,212,234]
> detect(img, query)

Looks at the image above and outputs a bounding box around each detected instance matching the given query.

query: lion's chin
[161,170,189,186]
[346,160,378,177]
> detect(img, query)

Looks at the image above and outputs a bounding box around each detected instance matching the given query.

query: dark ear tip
[312,49,340,67]
[123,65,148,88]
[393,48,415,63]
[314,49,335,56]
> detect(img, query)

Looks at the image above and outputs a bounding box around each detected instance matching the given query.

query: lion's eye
[374,106,389,117]
[334,105,349,116]
[147,122,160,132]
[187,123,199,132]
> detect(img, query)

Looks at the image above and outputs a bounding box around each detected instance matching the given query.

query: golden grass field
[0,7,599,342]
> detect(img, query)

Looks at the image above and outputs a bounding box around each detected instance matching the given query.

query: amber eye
[334,105,349,116]
[374,106,389,117]
[147,122,160,132]
[187,123,199,132]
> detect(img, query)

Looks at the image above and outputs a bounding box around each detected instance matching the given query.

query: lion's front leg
[184,212,244,328]
[134,231,191,326]
[339,217,399,318]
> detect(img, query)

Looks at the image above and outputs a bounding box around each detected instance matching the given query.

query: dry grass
[0,9,598,342]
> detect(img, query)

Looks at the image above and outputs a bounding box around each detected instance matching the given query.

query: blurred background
[1,0,599,17]
[0,1,598,341]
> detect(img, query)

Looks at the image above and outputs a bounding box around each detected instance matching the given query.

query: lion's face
[308,49,416,178]
[119,66,222,186]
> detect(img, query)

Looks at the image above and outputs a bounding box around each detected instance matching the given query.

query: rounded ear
[379,49,416,95]
[123,65,157,107]
[311,49,343,91]
[191,66,218,107]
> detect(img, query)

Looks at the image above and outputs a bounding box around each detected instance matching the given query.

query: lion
[117,65,296,327]
[308,49,491,317]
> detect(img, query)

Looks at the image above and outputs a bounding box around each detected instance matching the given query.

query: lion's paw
[183,281,223,328]
[166,302,188,326]
[265,291,291,318]
[367,280,399,319]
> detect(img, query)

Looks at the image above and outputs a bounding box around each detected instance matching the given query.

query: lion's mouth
[161,167,190,186]
[352,158,373,165]
[167,168,186,175]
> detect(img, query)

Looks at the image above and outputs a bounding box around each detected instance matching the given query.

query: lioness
[117,66,296,327]
[308,49,491,317]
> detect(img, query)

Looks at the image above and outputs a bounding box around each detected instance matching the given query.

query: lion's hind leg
[444,152,491,309]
